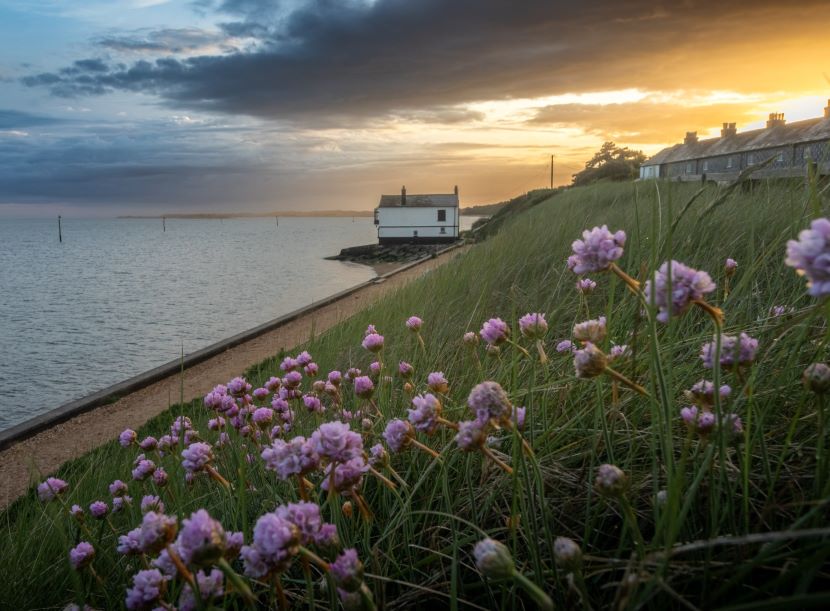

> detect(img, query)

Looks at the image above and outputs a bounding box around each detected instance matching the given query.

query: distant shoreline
[118,208,490,220]
[118,210,374,219]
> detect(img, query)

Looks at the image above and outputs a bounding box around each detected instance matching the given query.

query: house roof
[643,116,830,166]
[377,193,459,208]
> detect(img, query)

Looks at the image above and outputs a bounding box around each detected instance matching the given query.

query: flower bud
[553,537,582,572]
[342,501,353,518]
[473,538,514,580]
[361,418,373,432]
[595,463,628,497]
[463,331,479,346]
[804,363,830,394]
[574,343,607,378]
[485,344,501,358]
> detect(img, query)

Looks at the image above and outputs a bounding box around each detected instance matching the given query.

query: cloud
[530,99,764,144]
[0,109,63,129]
[95,28,232,55]
[20,0,830,121]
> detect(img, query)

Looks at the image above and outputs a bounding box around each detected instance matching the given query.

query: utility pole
[550,155,555,190]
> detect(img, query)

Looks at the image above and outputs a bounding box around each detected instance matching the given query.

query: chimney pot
[825,99,830,119]
[401,185,406,206]
[453,185,459,197]
[684,131,698,145]
[766,112,786,128]
[720,122,737,137]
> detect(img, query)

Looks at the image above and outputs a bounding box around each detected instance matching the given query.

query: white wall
[377,206,458,239]
[640,165,659,179]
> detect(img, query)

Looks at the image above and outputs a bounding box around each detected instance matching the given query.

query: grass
[3,177,830,610]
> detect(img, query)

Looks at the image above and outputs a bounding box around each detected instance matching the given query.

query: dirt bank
[0,246,468,508]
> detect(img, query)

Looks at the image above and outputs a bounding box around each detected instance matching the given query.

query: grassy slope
[2,179,829,609]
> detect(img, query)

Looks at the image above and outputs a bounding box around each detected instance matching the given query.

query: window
[440,227,446,234]
[748,153,756,165]
[702,160,709,172]
[726,157,734,169]
[686,162,694,174]
[437,209,446,222]
[804,147,812,160]
[776,152,785,163]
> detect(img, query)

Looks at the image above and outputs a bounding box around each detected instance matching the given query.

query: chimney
[766,112,786,128]
[720,122,737,137]
[401,185,406,206]
[825,99,830,119]
[453,185,459,197]
[684,131,698,145]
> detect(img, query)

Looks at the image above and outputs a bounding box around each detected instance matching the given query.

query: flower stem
[512,570,554,611]
[368,465,397,490]
[481,446,514,475]
[205,465,232,490]
[437,416,460,431]
[298,546,331,572]
[692,299,724,325]
[217,557,257,608]
[609,262,641,293]
[604,366,649,396]
[619,496,646,558]
[411,438,442,460]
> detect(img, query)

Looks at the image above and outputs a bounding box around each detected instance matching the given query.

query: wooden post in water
[57,215,62,243]
[162,216,166,232]
[275,216,279,227]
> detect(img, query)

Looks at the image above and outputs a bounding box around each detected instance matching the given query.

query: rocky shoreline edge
[326,241,461,266]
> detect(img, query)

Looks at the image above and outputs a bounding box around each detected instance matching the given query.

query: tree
[572,141,647,186]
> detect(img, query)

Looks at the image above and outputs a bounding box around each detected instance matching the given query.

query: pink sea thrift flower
[463,331,479,346]
[89,501,109,519]
[109,479,128,497]
[568,225,626,274]
[573,316,606,344]
[576,278,597,294]
[275,501,337,547]
[112,495,133,513]
[330,548,364,592]
[468,381,511,423]
[311,421,363,463]
[139,511,178,554]
[455,419,487,451]
[296,351,313,367]
[179,569,224,611]
[362,332,385,353]
[406,316,423,332]
[725,258,738,275]
[519,312,548,339]
[353,376,375,400]
[408,393,442,434]
[785,217,830,296]
[320,457,368,493]
[383,419,413,453]
[556,340,575,353]
[369,361,382,376]
[132,459,156,481]
[262,436,320,479]
[240,513,299,578]
[398,361,414,378]
[69,541,95,570]
[644,260,717,323]
[595,464,628,497]
[328,370,342,386]
[303,394,324,414]
[181,442,214,474]
[480,318,509,345]
[700,333,759,369]
[252,407,274,427]
[283,371,303,389]
[680,406,717,436]
[177,509,226,566]
[141,495,165,514]
[125,569,166,610]
[427,371,449,393]
[119,429,137,447]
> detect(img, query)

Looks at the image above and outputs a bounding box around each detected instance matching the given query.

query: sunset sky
[1,0,829,216]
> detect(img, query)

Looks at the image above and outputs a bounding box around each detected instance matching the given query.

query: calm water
[0,216,387,431]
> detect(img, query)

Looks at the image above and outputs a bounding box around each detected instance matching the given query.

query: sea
[0,216,477,432]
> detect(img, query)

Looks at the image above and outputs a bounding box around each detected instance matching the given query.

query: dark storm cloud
[21,0,827,121]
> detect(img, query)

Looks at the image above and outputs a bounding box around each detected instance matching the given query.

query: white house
[373,186,460,244]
